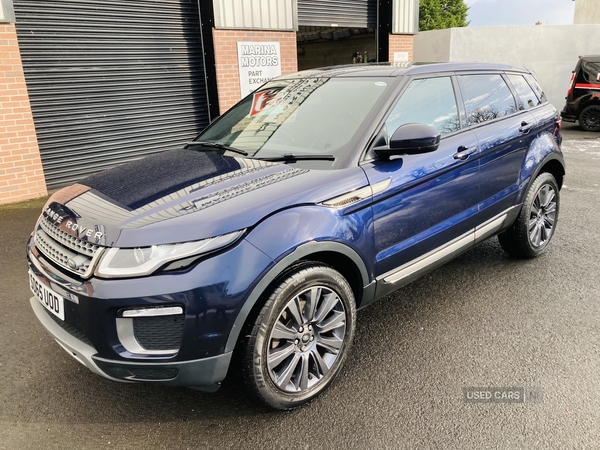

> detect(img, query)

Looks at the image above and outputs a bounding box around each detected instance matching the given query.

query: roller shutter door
[13,0,210,189]
[297,0,377,28]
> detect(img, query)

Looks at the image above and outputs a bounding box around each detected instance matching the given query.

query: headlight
[95,230,244,278]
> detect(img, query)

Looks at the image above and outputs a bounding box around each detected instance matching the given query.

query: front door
[361,76,481,278]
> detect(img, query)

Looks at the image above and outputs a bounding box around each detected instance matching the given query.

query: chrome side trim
[474,214,506,244]
[381,231,474,284]
[474,204,521,244]
[122,307,183,318]
[116,318,179,356]
[371,178,392,195]
[379,206,519,287]
[320,178,391,208]
[320,185,372,208]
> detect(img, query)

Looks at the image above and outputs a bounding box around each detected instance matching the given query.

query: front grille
[34,216,104,278]
[132,315,184,351]
[45,309,94,348]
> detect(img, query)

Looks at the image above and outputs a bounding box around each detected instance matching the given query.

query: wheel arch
[576,97,600,117]
[224,240,373,354]
[517,133,565,205]
[538,157,565,190]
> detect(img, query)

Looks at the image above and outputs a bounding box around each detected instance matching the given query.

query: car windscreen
[197,77,391,160]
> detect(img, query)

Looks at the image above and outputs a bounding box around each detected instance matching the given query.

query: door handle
[519,121,533,134]
[453,146,477,160]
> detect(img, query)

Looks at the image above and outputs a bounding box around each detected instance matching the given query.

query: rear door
[362,75,480,278]
[511,73,558,137]
[457,73,536,222]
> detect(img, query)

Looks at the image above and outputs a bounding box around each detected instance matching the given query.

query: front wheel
[579,104,600,132]
[498,172,560,258]
[242,264,356,410]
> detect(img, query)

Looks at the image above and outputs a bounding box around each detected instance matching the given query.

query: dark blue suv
[27,63,564,410]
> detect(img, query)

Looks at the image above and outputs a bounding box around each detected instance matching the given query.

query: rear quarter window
[508,74,541,110]
[523,73,547,103]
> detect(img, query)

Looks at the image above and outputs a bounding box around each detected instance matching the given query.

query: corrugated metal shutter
[297,0,377,28]
[13,0,210,190]
[213,0,296,30]
[393,0,418,34]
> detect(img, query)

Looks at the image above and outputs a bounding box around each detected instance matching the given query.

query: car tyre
[242,264,356,410]
[579,104,600,132]
[498,172,559,258]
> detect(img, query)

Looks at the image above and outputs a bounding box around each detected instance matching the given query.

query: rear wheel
[242,264,356,410]
[498,172,559,258]
[579,104,600,132]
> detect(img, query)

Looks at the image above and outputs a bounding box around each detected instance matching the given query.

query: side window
[523,73,547,103]
[385,77,460,137]
[459,74,517,125]
[508,74,541,110]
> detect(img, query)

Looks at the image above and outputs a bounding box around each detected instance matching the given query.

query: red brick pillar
[388,34,414,62]
[212,29,298,114]
[0,23,47,205]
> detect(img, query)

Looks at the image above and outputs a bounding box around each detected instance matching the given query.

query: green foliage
[419,0,470,31]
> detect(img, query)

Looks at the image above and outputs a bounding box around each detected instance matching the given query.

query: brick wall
[212,29,298,114]
[388,34,414,62]
[0,23,47,205]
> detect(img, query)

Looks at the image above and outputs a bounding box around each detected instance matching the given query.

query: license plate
[29,270,65,321]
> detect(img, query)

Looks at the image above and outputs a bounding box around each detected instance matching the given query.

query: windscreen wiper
[184,141,249,156]
[257,154,335,162]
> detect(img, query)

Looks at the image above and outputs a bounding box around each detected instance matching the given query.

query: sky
[465,0,576,27]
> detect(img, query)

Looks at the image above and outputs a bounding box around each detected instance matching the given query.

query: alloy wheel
[266,285,347,393]
[528,183,557,248]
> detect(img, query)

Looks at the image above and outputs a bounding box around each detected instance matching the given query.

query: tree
[419,0,470,31]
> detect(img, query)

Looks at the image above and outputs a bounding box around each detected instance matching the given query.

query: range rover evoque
[27,63,565,410]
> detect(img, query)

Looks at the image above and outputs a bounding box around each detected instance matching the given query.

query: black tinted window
[508,74,541,110]
[386,77,460,136]
[459,74,516,125]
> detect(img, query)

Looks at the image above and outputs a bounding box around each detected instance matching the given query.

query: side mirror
[374,123,441,158]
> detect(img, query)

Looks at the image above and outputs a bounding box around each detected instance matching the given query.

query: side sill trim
[380,231,474,285]
[377,206,518,291]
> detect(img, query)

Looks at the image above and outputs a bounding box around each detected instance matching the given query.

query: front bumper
[26,231,275,388]
[30,296,232,389]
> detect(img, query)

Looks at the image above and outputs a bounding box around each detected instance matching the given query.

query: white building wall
[574,0,600,24]
[414,25,600,111]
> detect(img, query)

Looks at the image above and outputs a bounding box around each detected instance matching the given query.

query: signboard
[237,41,282,99]
[393,52,409,62]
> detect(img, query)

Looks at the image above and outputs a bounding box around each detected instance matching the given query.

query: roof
[580,55,600,62]
[280,62,530,79]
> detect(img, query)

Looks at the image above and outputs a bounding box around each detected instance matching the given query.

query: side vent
[319,178,391,208]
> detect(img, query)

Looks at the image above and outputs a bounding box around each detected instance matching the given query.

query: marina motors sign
[237,42,282,98]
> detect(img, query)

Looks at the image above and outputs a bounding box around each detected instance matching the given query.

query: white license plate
[29,270,65,321]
